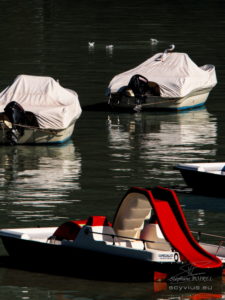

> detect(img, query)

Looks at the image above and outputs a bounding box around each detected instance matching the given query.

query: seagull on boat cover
[156,44,175,61]
[165,44,175,53]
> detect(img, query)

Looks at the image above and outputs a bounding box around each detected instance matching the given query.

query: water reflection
[0,266,224,300]
[0,142,82,222]
[107,108,217,188]
[196,209,206,227]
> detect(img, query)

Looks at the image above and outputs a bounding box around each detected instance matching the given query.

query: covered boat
[175,162,225,196]
[0,186,223,281]
[107,45,217,111]
[0,75,82,145]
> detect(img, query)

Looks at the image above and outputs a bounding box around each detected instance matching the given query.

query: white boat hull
[109,89,211,111]
[0,226,183,281]
[0,121,76,144]
[0,226,180,263]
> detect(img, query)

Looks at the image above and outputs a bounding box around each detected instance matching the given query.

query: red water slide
[147,186,222,269]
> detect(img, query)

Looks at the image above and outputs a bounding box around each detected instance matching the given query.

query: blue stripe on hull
[166,102,206,111]
[17,136,72,146]
[46,136,72,145]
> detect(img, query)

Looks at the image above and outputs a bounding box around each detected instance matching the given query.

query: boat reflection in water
[107,108,217,188]
[0,141,82,223]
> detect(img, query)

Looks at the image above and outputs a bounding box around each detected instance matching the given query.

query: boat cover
[0,75,82,129]
[108,52,217,98]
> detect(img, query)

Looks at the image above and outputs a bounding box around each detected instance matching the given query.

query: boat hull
[0,122,76,145]
[0,227,223,280]
[1,235,186,281]
[175,164,225,196]
[109,89,210,111]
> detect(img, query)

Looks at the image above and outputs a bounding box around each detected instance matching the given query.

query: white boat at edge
[175,162,225,196]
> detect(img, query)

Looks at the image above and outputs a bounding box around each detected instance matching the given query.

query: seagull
[150,38,159,45]
[106,45,114,50]
[88,42,95,48]
[159,44,175,61]
[165,44,175,53]
[106,45,114,56]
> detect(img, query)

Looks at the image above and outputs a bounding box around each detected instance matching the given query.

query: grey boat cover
[108,51,217,98]
[0,75,82,129]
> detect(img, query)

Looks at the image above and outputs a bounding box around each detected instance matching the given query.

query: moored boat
[0,186,223,281]
[175,162,225,196]
[107,45,217,112]
[0,75,82,145]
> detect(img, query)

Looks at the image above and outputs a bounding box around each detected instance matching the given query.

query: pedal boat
[0,187,223,281]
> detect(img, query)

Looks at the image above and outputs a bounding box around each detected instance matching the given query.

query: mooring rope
[0,120,58,134]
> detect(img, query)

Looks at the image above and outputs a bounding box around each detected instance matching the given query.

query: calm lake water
[0,0,225,299]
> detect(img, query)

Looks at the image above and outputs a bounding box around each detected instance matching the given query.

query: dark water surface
[0,0,225,299]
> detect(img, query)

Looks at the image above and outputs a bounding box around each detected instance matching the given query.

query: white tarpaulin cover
[0,75,82,129]
[108,52,217,98]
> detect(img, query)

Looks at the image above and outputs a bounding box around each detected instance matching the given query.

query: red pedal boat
[0,186,223,281]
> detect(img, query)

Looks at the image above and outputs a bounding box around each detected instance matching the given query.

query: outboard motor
[127,74,149,104]
[4,101,26,145]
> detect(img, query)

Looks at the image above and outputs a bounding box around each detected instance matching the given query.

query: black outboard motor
[127,74,149,104]
[4,101,26,145]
